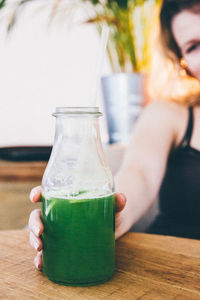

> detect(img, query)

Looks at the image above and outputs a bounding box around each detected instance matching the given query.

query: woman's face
[172,7,200,80]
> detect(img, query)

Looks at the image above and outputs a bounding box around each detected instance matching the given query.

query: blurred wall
[0,4,110,147]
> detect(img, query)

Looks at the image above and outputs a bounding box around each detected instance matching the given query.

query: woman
[29,0,200,270]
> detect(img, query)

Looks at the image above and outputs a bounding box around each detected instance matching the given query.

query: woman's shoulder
[144,100,187,117]
[142,100,188,126]
[141,100,189,147]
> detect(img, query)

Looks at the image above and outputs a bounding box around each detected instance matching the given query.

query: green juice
[41,193,115,286]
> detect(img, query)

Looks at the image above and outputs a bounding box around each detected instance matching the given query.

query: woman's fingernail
[33,225,40,237]
[35,259,40,270]
[34,240,39,251]
[30,189,36,202]
[119,193,126,201]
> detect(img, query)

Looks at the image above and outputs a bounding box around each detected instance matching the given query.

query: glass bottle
[41,107,115,286]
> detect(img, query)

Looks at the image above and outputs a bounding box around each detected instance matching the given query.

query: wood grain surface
[0,182,40,230]
[1,230,200,300]
[0,160,46,181]
[0,160,44,230]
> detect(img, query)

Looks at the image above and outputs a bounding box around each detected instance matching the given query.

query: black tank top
[147,106,200,239]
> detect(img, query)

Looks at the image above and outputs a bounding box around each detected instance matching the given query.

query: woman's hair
[160,0,200,62]
[149,0,200,105]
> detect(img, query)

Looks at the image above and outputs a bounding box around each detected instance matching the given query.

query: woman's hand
[29,186,43,270]
[29,186,126,270]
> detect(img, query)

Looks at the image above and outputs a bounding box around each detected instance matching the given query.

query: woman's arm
[115,101,178,239]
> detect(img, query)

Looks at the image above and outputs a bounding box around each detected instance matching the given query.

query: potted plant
[85,0,161,144]
[0,0,161,144]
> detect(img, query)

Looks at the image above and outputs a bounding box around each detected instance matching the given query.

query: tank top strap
[179,106,194,148]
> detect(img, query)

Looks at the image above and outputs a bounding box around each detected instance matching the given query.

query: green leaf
[108,0,129,9]
[91,0,99,4]
[0,0,6,9]
[83,0,99,5]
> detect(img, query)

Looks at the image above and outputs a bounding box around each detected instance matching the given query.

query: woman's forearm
[114,166,158,239]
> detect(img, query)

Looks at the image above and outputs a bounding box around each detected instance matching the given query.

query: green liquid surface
[41,193,115,286]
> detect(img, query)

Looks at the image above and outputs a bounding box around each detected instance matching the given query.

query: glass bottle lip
[53,107,102,117]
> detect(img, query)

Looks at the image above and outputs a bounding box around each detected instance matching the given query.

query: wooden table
[0,159,45,230]
[0,160,47,182]
[1,231,200,299]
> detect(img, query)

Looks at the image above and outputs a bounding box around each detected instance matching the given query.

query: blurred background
[0,1,112,147]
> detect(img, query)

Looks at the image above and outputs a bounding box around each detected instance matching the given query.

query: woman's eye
[187,42,200,53]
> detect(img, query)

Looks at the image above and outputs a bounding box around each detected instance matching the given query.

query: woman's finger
[34,251,43,270]
[29,231,42,251]
[28,209,44,237]
[115,193,126,213]
[30,186,41,203]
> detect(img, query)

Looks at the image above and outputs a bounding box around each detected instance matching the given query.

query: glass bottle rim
[53,107,102,117]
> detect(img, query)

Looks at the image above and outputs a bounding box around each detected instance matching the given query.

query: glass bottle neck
[55,116,100,143]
